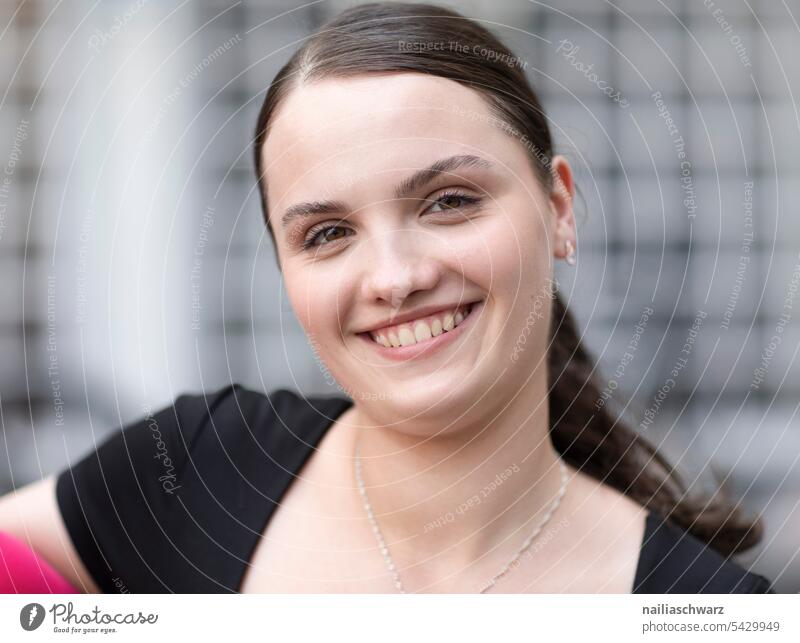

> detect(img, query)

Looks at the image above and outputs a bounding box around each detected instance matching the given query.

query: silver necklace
[354,440,569,593]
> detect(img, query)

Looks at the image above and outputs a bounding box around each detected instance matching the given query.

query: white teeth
[369,303,474,348]
[398,327,416,346]
[414,321,432,342]
[442,312,454,332]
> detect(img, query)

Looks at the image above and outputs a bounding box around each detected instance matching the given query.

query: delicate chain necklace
[354,440,569,594]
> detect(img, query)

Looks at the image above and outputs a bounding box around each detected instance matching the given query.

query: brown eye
[302,224,352,250]
[427,191,481,214]
[320,227,347,242]
[437,195,465,209]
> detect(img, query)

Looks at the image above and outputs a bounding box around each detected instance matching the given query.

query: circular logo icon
[20,603,45,631]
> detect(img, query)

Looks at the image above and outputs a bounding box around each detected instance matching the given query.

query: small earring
[565,239,577,266]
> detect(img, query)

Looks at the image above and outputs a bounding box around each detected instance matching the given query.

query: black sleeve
[634,512,778,594]
[54,387,233,593]
[747,574,776,594]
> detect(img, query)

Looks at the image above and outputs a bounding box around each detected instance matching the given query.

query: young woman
[0,2,774,594]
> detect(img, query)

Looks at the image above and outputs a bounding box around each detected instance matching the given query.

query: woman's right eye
[302,224,352,250]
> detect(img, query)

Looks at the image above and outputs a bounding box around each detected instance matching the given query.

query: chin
[357,373,484,432]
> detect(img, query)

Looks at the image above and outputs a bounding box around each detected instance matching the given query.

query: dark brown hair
[253,2,762,556]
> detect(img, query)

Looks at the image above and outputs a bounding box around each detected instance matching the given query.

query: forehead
[261,73,513,219]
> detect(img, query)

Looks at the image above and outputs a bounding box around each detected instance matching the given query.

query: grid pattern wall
[0,0,797,590]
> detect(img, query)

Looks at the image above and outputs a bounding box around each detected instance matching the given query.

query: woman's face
[262,73,575,431]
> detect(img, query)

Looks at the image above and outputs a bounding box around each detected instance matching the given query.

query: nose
[358,228,443,310]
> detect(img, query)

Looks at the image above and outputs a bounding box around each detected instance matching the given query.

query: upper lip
[355,300,480,335]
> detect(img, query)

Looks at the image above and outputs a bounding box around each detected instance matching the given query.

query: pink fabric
[0,531,78,594]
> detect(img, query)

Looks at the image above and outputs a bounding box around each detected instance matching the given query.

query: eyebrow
[280,154,493,229]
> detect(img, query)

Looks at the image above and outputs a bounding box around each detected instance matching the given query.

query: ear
[548,155,576,260]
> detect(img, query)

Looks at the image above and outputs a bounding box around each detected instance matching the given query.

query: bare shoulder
[556,463,649,592]
[0,475,100,593]
[563,462,649,525]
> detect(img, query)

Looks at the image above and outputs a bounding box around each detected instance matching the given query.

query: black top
[55,383,775,594]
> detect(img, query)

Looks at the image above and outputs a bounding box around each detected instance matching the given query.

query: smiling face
[261,72,575,431]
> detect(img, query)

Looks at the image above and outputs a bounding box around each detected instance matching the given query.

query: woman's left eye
[426,191,481,214]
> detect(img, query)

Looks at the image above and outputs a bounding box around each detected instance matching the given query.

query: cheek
[282,268,342,338]
[473,204,551,298]
[469,200,554,358]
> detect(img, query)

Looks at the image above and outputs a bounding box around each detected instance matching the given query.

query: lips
[367,302,475,347]
[356,299,483,362]
[357,299,482,334]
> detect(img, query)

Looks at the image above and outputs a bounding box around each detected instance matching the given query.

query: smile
[356,300,483,361]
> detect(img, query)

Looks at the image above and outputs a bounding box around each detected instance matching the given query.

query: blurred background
[0,0,797,590]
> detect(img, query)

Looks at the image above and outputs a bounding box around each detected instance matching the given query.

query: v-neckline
[237,394,661,594]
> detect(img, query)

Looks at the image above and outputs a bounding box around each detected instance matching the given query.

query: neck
[347,368,568,591]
